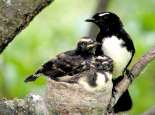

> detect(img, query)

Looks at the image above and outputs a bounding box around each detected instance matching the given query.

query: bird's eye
[79,42,86,49]
[82,42,86,46]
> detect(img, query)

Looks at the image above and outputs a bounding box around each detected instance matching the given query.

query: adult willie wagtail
[24,37,99,82]
[86,12,135,113]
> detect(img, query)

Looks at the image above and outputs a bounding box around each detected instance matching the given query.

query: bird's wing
[38,50,88,79]
[24,50,90,82]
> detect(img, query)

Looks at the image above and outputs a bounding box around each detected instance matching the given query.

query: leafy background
[0,0,155,114]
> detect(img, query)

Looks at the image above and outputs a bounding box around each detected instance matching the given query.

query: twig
[0,94,49,115]
[143,106,155,115]
[0,0,54,53]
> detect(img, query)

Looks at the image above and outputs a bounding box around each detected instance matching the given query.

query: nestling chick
[24,37,99,82]
[57,56,113,92]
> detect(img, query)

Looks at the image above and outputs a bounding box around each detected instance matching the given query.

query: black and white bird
[24,37,98,82]
[86,12,135,112]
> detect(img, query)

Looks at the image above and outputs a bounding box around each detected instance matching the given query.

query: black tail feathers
[24,74,39,82]
[24,69,43,82]
[112,76,132,113]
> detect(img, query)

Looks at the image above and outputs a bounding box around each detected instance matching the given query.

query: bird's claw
[125,69,134,83]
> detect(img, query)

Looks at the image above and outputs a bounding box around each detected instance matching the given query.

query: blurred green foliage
[0,0,155,114]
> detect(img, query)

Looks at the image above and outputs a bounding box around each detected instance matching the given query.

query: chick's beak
[87,42,101,49]
[87,44,95,49]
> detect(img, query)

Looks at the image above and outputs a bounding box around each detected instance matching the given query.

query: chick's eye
[79,42,86,49]
[81,42,86,47]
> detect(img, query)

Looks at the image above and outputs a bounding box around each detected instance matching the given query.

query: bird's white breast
[78,72,112,92]
[102,36,132,77]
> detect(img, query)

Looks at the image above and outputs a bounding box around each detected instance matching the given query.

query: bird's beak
[85,18,95,23]
[87,42,101,48]
[87,44,96,48]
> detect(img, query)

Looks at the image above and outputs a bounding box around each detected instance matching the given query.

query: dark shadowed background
[0,0,155,114]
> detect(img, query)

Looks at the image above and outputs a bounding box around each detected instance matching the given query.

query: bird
[24,37,100,83]
[86,12,135,113]
[58,56,113,92]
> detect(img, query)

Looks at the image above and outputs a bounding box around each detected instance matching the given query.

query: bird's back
[40,50,87,79]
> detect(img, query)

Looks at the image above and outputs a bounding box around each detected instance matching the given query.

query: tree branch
[143,106,155,115]
[0,0,54,54]
[108,46,155,111]
[0,94,50,115]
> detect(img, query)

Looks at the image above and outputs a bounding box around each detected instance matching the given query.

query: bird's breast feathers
[102,36,132,77]
[78,72,112,92]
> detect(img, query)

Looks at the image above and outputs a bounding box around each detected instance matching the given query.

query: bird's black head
[86,12,123,32]
[77,37,99,55]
